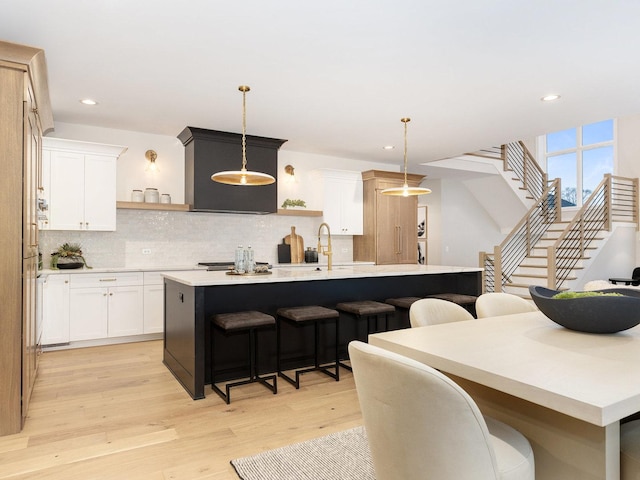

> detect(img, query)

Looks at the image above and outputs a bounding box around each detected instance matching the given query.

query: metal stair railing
[503,141,547,200]
[480,178,561,293]
[547,174,639,290]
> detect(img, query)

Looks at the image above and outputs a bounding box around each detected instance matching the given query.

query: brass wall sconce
[145,149,159,173]
[284,164,296,182]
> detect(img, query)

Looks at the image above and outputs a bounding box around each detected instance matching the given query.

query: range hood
[178,127,287,214]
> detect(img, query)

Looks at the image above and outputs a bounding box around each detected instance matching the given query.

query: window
[541,119,615,207]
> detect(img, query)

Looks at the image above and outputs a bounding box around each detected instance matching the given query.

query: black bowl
[529,285,640,333]
[56,261,84,269]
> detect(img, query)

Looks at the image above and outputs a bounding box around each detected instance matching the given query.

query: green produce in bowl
[552,291,622,299]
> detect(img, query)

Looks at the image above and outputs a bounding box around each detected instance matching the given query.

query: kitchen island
[162,264,482,399]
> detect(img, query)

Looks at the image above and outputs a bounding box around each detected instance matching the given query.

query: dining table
[368,310,640,480]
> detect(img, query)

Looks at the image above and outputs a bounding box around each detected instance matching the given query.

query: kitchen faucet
[317,222,333,271]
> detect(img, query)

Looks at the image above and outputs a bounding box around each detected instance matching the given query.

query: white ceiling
[3,1,640,174]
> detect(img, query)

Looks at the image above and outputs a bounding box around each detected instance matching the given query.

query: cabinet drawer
[69,272,143,288]
[143,271,165,285]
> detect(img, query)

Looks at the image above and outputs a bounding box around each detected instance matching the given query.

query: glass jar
[160,193,171,204]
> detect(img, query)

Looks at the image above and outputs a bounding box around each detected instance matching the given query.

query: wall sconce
[145,150,159,173]
[284,164,296,183]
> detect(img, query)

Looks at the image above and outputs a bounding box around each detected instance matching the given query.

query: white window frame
[536,119,617,209]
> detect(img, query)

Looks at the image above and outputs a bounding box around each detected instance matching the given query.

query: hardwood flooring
[0,341,363,479]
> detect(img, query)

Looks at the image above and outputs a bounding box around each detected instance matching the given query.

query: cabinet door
[83,154,116,231]
[143,284,164,334]
[322,173,363,235]
[375,185,418,264]
[41,274,70,345]
[108,285,144,337]
[69,287,108,340]
[49,151,85,230]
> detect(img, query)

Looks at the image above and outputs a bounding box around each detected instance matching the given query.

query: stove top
[198,261,270,271]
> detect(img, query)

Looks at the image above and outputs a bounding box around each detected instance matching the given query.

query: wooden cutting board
[285,226,304,263]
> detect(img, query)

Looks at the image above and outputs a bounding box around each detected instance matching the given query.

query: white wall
[41,122,397,269]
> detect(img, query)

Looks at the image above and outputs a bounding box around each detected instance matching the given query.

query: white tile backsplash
[40,210,354,269]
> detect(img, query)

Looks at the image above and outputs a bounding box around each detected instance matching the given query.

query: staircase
[480,174,639,296]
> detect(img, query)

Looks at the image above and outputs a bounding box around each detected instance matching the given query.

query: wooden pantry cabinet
[354,170,425,265]
[0,40,53,436]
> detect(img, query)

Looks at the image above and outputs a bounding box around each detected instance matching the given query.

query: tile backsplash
[40,209,353,269]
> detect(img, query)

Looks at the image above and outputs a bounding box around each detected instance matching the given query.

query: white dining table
[368,311,640,480]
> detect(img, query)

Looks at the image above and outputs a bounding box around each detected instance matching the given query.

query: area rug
[231,426,375,480]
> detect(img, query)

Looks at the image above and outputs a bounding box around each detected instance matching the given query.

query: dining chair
[409,298,474,327]
[349,341,535,480]
[475,292,538,318]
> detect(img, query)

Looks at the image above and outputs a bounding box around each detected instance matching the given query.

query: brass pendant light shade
[381,118,432,196]
[211,85,276,186]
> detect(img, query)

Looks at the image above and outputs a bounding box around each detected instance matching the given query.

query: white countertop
[161,264,483,287]
[39,265,203,276]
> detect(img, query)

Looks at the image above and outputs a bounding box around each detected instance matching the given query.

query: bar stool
[335,300,396,370]
[426,293,478,317]
[277,305,340,388]
[385,296,422,329]
[211,310,277,404]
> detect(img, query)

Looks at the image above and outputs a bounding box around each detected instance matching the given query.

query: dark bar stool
[277,305,340,389]
[335,300,396,370]
[426,293,478,317]
[211,311,277,404]
[385,296,422,329]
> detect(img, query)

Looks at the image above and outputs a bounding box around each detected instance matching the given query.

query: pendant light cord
[240,85,249,171]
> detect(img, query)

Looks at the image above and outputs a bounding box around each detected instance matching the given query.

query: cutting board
[284,226,304,263]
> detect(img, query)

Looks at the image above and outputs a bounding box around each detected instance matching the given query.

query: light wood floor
[0,341,363,479]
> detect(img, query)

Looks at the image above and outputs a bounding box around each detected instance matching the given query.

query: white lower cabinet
[68,272,144,341]
[41,274,70,345]
[42,270,169,347]
[143,272,164,334]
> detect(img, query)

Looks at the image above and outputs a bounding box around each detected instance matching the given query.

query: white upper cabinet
[42,138,127,231]
[312,169,363,235]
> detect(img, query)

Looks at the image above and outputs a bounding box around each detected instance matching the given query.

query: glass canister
[160,193,171,204]
[131,189,144,202]
[144,188,159,203]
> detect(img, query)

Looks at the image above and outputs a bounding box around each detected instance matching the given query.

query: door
[108,285,144,337]
[49,151,85,230]
[69,287,108,340]
[143,284,164,334]
[42,274,70,345]
[83,154,116,231]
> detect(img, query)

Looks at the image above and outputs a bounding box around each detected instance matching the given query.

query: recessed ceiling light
[383,145,395,150]
[541,94,561,102]
[80,98,98,105]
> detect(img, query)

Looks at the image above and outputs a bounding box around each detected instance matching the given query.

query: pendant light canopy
[211,85,276,186]
[381,118,432,196]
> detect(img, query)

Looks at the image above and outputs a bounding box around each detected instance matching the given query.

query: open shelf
[277,209,323,217]
[116,201,191,212]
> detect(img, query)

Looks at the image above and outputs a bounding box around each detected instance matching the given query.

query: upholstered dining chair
[409,298,474,328]
[475,292,538,318]
[349,341,535,480]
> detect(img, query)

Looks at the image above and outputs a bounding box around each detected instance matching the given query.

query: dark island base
[164,271,481,399]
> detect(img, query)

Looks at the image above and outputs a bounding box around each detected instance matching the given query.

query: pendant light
[211,85,276,186]
[381,118,431,196]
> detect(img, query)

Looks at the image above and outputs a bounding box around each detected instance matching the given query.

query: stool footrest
[212,373,277,405]
[279,363,339,389]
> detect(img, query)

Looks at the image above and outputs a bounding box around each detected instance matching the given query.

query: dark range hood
[178,127,287,214]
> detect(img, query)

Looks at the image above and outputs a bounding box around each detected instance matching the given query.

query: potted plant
[281,198,307,209]
[50,242,92,269]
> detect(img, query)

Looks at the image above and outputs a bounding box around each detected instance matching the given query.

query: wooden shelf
[116,201,191,212]
[277,209,323,217]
